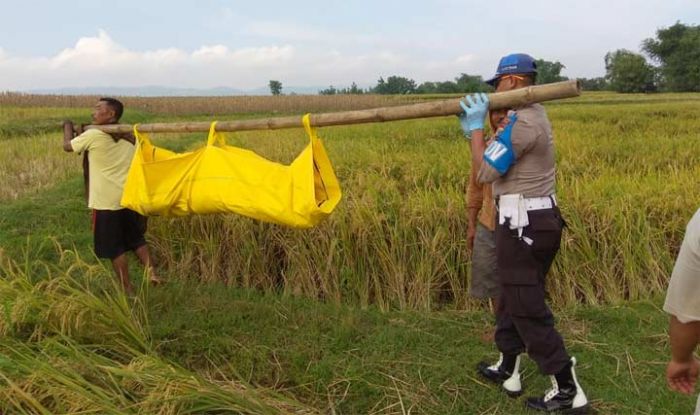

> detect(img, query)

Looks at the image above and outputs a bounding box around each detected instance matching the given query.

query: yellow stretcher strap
[120,115,341,228]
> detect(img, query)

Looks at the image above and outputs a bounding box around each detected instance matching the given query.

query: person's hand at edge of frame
[467,220,477,254]
[666,357,699,395]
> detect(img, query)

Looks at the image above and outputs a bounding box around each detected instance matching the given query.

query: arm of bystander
[666,315,700,394]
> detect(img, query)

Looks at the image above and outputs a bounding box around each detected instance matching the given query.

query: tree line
[268,21,698,95]
[604,21,700,92]
[266,59,568,97]
[317,59,569,95]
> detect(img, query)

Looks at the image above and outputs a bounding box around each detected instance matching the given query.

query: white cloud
[228,46,295,64]
[0,31,304,90]
[0,30,487,91]
[243,20,334,43]
[455,55,474,64]
[1,0,697,91]
[192,45,230,60]
[189,44,295,64]
[51,30,123,65]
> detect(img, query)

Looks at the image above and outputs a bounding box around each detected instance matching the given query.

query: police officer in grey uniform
[460,53,590,414]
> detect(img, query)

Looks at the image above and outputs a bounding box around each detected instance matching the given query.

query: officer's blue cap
[485,53,538,86]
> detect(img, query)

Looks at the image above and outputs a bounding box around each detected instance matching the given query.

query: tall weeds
[0,248,315,414]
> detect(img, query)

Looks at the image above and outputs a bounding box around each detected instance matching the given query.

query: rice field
[1,91,699,413]
[2,93,700,310]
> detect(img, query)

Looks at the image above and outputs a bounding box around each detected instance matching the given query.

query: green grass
[147,283,692,414]
[0,177,92,261]
[0,253,693,413]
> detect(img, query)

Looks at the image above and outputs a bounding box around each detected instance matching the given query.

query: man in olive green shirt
[63,98,160,294]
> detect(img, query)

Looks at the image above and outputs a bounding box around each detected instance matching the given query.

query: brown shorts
[470,222,500,299]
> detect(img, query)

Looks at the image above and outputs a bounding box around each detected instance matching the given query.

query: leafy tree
[416,74,490,94]
[578,77,609,91]
[642,22,700,92]
[319,82,364,95]
[346,82,363,94]
[417,81,460,94]
[534,59,568,84]
[372,76,416,94]
[416,81,438,94]
[268,80,283,96]
[435,81,461,93]
[318,85,337,95]
[454,73,491,92]
[373,77,387,94]
[604,50,656,93]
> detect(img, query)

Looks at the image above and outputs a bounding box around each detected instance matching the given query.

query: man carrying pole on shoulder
[63,97,161,295]
[460,53,590,413]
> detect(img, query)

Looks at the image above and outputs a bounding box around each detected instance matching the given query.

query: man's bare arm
[670,316,700,364]
[466,167,483,253]
[470,130,486,170]
[63,121,75,152]
[666,315,700,394]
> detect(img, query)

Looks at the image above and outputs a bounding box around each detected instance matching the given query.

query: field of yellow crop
[140,93,700,311]
[1,91,699,413]
[3,93,700,310]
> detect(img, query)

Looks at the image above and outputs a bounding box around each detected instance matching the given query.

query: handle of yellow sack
[206,121,226,147]
[302,114,316,141]
[133,124,144,146]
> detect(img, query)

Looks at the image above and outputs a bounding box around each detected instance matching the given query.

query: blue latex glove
[458,93,489,138]
[484,112,517,175]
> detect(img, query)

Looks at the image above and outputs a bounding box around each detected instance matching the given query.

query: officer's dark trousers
[494,207,570,375]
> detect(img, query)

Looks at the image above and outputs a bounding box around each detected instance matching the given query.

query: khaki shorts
[470,222,500,299]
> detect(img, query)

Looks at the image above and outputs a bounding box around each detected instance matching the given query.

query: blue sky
[0,0,698,91]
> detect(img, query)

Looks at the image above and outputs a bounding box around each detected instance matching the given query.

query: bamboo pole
[86,80,580,134]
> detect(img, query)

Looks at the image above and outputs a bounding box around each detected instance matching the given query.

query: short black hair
[99,97,124,121]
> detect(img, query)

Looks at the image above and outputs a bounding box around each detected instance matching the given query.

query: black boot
[477,353,522,397]
[526,357,590,414]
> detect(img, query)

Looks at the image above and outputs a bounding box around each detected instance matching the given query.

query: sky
[0,0,698,92]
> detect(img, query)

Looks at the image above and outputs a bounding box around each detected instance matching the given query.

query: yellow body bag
[120,115,341,228]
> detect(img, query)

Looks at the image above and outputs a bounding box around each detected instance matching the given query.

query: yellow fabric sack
[120,114,341,228]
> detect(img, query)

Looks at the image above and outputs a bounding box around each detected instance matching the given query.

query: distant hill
[21,85,332,97]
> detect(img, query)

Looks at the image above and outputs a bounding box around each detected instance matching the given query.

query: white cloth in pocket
[499,194,530,236]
